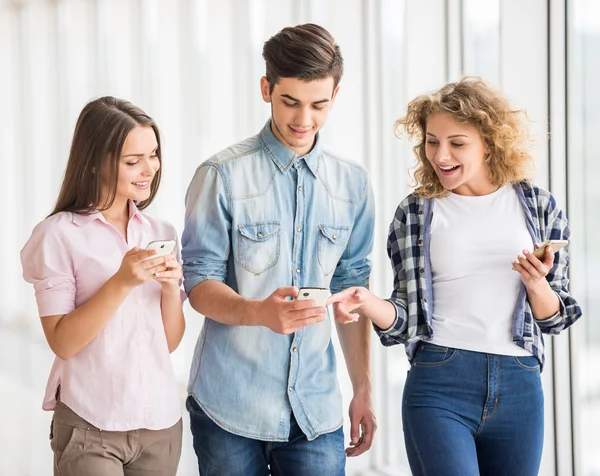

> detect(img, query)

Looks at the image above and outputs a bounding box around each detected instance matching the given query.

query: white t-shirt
[429,184,533,356]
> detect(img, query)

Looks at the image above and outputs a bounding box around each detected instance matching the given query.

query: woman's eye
[451,143,464,148]
[126,162,138,166]
[426,141,438,146]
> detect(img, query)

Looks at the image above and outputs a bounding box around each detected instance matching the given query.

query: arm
[330,174,377,457]
[334,317,376,457]
[182,164,325,333]
[41,276,134,360]
[29,246,168,361]
[513,193,583,332]
[329,287,396,329]
[155,253,186,353]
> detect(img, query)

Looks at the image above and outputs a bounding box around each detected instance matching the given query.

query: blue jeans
[403,344,544,476]
[186,396,346,476]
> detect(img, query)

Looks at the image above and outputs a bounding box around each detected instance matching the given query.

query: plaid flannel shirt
[375,181,582,369]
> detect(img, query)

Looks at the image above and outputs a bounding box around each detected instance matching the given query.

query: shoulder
[517,181,559,212]
[397,192,425,216]
[28,212,75,242]
[322,146,369,176]
[320,146,370,199]
[21,212,76,262]
[202,133,265,168]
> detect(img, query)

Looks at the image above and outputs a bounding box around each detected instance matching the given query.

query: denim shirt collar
[259,119,321,177]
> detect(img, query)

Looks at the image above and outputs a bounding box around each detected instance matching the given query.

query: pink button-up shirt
[21,202,183,431]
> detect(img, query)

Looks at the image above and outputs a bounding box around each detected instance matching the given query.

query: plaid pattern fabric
[375,181,582,368]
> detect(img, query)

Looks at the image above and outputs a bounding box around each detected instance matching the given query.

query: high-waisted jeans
[402,343,544,476]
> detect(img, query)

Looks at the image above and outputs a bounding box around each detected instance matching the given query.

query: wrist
[160,280,179,295]
[353,381,373,399]
[246,299,264,326]
[109,273,135,294]
[525,279,550,296]
[358,288,378,319]
[161,282,181,296]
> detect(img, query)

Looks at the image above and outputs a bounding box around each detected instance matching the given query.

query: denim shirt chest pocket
[317,224,350,276]
[237,221,281,275]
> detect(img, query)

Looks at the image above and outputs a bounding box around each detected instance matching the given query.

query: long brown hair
[262,23,344,94]
[50,96,162,216]
[395,77,534,198]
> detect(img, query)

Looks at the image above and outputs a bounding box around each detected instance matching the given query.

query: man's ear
[329,85,340,109]
[260,76,272,103]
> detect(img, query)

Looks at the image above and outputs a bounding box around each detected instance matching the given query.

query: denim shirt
[182,120,375,441]
[376,181,582,369]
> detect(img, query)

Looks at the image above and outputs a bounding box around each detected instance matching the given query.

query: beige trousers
[50,401,182,476]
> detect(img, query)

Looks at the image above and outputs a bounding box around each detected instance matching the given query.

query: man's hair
[262,23,344,94]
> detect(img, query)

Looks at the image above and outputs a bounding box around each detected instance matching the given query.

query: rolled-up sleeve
[329,172,375,295]
[20,223,76,317]
[373,204,410,346]
[535,195,582,334]
[181,163,232,295]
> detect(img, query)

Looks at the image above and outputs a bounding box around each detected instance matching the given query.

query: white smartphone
[532,239,568,259]
[144,240,176,260]
[297,287,331,307]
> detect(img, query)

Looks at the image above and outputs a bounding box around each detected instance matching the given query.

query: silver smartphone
[297,287,331,307]
[144,240,176,260]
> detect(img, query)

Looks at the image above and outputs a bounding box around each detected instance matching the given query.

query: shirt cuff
[534,292,565,327]
[183,273,225,295]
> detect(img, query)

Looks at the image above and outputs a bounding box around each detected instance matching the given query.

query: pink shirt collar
[71,201,149,227]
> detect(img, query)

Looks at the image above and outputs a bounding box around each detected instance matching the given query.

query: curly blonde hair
[395,77,535,198]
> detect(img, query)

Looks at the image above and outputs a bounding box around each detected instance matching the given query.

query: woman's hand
[113,247,169,289]
[327,287,366,324]
[154,253,182,294]
[512,244,554,290]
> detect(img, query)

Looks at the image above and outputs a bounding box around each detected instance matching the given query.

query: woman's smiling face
[425,112,494,196]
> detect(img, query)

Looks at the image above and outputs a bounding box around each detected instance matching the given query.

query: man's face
[261,76,339,157]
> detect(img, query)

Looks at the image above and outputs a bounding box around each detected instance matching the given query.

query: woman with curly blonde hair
[328,77,582,475]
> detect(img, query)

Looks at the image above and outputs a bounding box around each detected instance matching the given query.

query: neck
[101,197,129,223]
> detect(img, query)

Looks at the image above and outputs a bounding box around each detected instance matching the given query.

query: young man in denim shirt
[182,23,376,475]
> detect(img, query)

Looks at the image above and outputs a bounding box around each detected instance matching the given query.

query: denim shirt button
[295,268,301,274]
[288,386,293,392]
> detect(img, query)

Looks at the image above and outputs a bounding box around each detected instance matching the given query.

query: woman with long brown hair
[21,97,184,476]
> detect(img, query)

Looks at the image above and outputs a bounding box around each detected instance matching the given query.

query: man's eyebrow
[281,94,330,105]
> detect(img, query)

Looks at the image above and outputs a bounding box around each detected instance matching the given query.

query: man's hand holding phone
[253,286,327,335]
